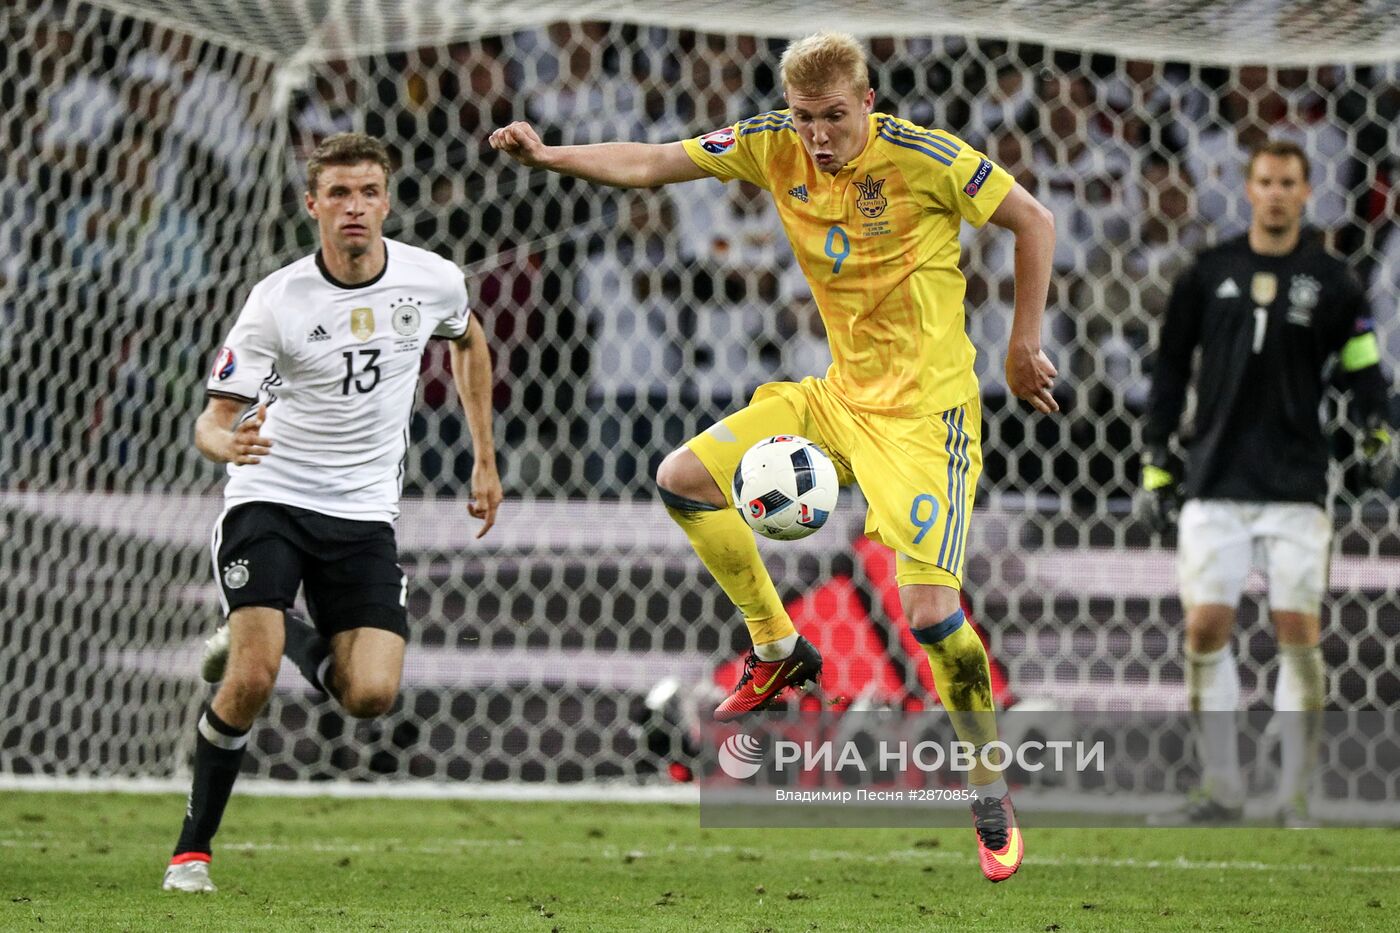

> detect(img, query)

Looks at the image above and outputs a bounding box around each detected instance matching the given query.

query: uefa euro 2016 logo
[212,347,237,381]
[698,127,736,155]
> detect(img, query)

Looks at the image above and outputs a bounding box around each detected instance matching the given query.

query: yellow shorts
[686,377,982,589]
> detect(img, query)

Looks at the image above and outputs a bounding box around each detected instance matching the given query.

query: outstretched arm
[449,313,503,537]
[488,121,708,189]
[987,182,1059,414]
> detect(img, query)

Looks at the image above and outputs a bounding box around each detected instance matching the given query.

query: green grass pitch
[3,791,1398,931]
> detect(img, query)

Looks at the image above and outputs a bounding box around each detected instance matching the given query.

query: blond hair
[779,32,869,96]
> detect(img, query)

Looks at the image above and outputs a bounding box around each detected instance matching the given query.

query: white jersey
[206,238,470,522]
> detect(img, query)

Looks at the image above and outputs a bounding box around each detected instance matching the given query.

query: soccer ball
[732,435,839,541]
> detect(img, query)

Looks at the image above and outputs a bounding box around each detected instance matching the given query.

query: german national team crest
[854,174,888,218]
[350,307,375,341]
[392,301,421,336]
[1250,272,1278,306]
[1287,274,1320,327]
[222,559,249,590]
[1289,275,1321,311]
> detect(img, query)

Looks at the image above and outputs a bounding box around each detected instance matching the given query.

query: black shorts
[211,501,407,639]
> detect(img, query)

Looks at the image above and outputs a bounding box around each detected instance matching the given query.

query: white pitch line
[9,778,1395,828]
[0,774,702,804]
[4,836,1399,875]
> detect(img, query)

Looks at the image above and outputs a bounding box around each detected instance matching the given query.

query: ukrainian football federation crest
[392,301,421,336]
[854,174,888,218]
[350,307,375,341]
[1250,272,1278,306]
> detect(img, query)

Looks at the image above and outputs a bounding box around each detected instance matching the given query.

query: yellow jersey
[681,111,1013,417]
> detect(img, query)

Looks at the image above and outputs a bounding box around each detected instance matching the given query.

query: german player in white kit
[162,133,502,893]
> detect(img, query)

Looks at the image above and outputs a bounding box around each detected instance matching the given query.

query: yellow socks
[911,608,1002,788]
[665,505,796,649]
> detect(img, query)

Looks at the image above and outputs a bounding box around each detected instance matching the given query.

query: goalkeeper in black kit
[1140,139,1391,826]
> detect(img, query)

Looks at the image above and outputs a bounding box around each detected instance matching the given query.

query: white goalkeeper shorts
[1177,500,1332,614]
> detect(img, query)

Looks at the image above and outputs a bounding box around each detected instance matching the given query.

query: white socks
[1274,644,1325,807]
[753,633,799,662]
[1187,644,1244,805]
[1187,641,1326,809]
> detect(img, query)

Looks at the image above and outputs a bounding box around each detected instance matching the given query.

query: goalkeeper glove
[1360,417,1394,490]
[1137,448,1182,534]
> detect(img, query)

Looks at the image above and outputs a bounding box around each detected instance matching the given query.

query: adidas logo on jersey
[787,184,809,203]
[307,325,331,342]
[1216,278,1240,299]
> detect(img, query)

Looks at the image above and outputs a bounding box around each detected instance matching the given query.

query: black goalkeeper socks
[172,704,249,858]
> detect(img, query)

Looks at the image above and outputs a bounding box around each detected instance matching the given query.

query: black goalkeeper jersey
[1144,231,1386,505]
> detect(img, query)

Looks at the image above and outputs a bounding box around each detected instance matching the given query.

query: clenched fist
[488,122,551,168]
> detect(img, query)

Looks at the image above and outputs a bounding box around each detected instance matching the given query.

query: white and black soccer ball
[732,435,839,541]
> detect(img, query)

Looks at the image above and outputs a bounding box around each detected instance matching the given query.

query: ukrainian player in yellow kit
[490,33,1057,881]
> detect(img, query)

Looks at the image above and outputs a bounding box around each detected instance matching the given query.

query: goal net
[3,0,1398,807]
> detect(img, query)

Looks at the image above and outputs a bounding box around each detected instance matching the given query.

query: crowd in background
[4,8,1399,499]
